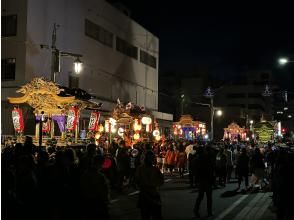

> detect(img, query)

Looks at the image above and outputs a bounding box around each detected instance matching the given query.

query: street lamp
[216,109,223,117]
[180,94,185,115]
[204,87,215,140]
[74,57,83,74]
[41,23,83,82]
[278,57,294,65]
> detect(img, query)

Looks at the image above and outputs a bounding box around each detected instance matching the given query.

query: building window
[248,104,265,111]
[85,19,113,48]
[227,104,246,108]
[248,93,262,98]
[227,93,246,98]
[69,74,79,88]
[116,37,138,59]
[140,50,157,69]
[1,58,16,81]
[1,15,17,37]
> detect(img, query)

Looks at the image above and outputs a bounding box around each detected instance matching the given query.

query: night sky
[109,1,294,91]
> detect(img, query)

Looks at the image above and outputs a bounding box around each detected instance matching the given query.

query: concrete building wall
[2,0,160,134]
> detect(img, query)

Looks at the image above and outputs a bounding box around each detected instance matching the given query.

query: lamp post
[41,23,83,83]
[204,87,215,141]
[180,94,185,115]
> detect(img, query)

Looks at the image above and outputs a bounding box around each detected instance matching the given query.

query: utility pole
[51,23,60,82]
[210,96,214,141]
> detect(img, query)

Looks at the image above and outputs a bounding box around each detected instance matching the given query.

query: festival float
[8,77,102,146]
[254,121,275,143]
[173,115,206,140]
[223,122,247,141]
[94,99,160,147]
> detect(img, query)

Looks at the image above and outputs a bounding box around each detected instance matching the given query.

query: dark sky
[109,1,294,91]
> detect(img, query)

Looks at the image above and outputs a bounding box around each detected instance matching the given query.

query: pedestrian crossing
[214,192,273,220]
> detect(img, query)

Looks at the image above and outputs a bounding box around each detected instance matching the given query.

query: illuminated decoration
[109,118,117,126]
[66,107,79,130]
[134,133,140,140]
[8,78,75,115]
[155,135,161,141]
[111,126,117,134]
[42,120,51,133]
[133,119,142,131]
[173,115,206,140]
[146,123,152,132]
[254,121,275,143]
[88,111,100,131]
[223,122,247,141]
[98,124,104,133]
[118,127,124,137]
[12,108,24,132]
[142,116,152,125]
[153,129,160,137]
[105,120,110,132]
[95,132,101,140]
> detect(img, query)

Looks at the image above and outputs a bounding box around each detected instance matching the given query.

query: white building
[2,0,172,135]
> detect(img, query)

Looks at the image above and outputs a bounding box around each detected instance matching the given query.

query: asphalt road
[109,173,276,220]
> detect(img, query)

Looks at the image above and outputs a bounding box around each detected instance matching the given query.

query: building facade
[2,0,165,135]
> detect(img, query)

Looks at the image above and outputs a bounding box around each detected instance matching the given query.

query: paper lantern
[155,135,161,141]
[134,133,140,140]
[95,132,101,139]
[142,116,152,125]
[118,127,124,137]
[98,124,104,132]
[153,129,160,137]
[105,120,110,133]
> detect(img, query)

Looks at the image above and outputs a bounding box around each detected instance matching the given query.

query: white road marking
[110,199,119,203]
[234,193,264,219]
[183,173,189,176]
[254,193,272,219]
[128,190,140,196]
[164,179,172,183]
[214,194,249,220]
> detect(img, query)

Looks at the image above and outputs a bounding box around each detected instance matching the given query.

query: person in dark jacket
[136,151,164,220]
[236,147,249,191]
[193,146,214,218]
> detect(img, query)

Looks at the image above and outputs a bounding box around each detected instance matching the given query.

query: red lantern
[66,107,79,130]
[12,108,24,132]
[88,111,100,131]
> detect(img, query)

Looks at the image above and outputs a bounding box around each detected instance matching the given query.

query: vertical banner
[88,111,100,131]
[12,108,24,132]
[66,107,79,131]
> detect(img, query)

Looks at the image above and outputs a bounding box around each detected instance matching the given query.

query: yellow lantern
[155,135,161,141]
[95,132,101,139]
[98,124,104,133]
[133,119,142,131]
[134,133,140,140]
[105,120,110,133]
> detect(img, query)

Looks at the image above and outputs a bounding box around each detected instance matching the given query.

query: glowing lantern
[133,119,142,131]
[134,133,140,140]
[111,126,117,134]
[155,135,161,141]
[153,129,160,137]
[98,124,104,133]
[95,132,101,139]
[142,116,152,125]
[118,127,124,137]
[105,120,110,132]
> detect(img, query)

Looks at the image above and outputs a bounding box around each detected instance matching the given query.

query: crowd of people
[2,136,294,220]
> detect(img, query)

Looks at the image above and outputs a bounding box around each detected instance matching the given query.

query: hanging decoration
[12,107,24,132]
[66,106,79,130]
[88,111,100,131]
